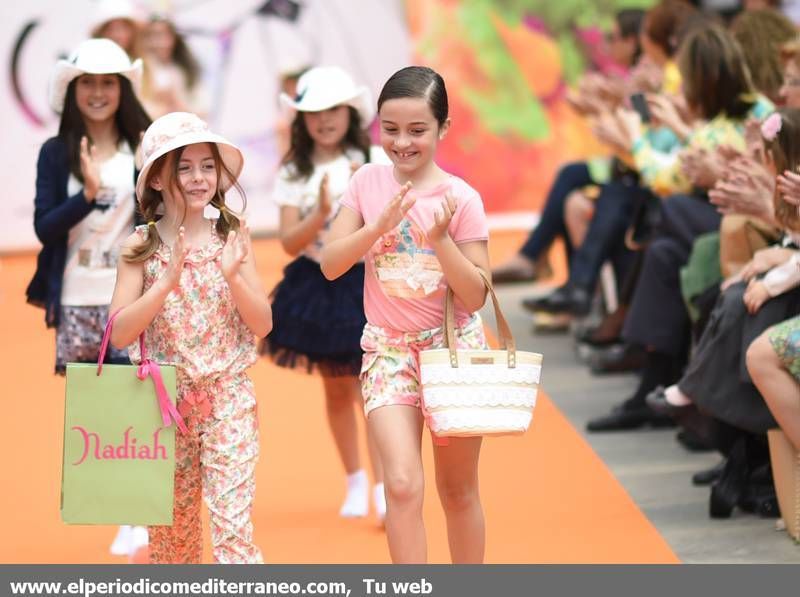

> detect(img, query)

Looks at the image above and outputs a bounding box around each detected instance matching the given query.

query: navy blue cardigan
[26,137,141,328]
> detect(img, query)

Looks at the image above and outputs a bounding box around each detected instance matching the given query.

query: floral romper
[129,223,262,564]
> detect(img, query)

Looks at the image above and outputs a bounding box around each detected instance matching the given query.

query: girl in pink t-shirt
[321,66,491,563]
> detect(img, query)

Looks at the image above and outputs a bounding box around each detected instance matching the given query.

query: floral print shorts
[359,314,487,416]
[768,315,800,381]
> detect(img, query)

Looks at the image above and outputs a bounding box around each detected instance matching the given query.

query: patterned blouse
[631,96,774,197]
[127,221,257,384]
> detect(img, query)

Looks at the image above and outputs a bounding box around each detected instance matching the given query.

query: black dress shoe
[676,428,713,452]
[522,285,572,313]
[739,464,780,518]
[568,286,592,316]
[692,459,725,486]
[522,284,592,316]
[708,440,748,519]
[645,386,693,417]
[588,343,646,374]
[586,402,675,432]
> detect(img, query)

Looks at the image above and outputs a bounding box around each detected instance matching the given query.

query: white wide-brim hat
[279,65,374,126]
[136,112,244,202]
[49,38,142,113]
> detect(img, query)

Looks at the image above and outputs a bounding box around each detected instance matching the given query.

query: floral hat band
[135,112,244,203]
[140,114,212,166]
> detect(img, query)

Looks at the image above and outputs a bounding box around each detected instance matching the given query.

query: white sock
[665,384,692,407]
[109,525,132,556]
[129,526,149,553]
[339,469,369,518]
[373,483,386,522]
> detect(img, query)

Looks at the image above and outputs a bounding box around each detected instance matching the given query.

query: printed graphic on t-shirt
[374,219,442,298]
[77,187,129,269]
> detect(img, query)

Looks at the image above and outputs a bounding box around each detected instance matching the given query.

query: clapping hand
[427,192,457,243]
[709,156,775,219]
[374,182,415,236]
[316,173,332,218]
[680,147,725,189]
[162,226,189,290]
[777,170,800,207]
[629,57,663,94]
[568,74,619,116]
[80,136,101,202]
[593,109,637,152]
[647,93,692,140]
[744,118,766,164]
[221,221,251,281]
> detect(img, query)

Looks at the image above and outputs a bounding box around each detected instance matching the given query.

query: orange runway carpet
[0,232,678,563]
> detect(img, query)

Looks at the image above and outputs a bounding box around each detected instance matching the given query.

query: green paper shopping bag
[61,310,187,525]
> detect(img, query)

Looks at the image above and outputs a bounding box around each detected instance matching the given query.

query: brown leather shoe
[491,254,537,284]
[577,306,628,346]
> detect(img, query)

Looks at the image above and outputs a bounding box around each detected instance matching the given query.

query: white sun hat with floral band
[136,111,244,202]
[279,65,374,125]
[49,38,142,113]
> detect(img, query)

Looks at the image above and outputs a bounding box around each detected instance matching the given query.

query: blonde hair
[126,143,245,262]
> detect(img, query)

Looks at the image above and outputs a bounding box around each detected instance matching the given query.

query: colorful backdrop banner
[1,0,652,251]
[406,0,653,218]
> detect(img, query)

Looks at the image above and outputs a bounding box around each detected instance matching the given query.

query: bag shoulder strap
[442,269,517,368]
[97,308,147,375]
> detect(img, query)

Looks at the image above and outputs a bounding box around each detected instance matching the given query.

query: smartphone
[629,93,651,124]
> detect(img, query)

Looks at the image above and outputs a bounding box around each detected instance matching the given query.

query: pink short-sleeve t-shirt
[340,163,489,332]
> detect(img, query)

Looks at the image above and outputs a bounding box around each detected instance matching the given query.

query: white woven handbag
[419,271,543,438]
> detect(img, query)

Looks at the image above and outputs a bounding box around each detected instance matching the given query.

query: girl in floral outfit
[109,112,271,563]
[321,66,491,563]
[746,109,800,451]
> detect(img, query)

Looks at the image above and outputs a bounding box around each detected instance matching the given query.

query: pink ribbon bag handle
[97,309,188,434]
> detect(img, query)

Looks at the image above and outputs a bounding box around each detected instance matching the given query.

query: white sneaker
[373,483,386,522]
[129,526,149,556]
[339,470,369,518]
[109,525,132,556]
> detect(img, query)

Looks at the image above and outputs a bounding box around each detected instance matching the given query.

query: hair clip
[761,112,782,141]
[147,220,156,227]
